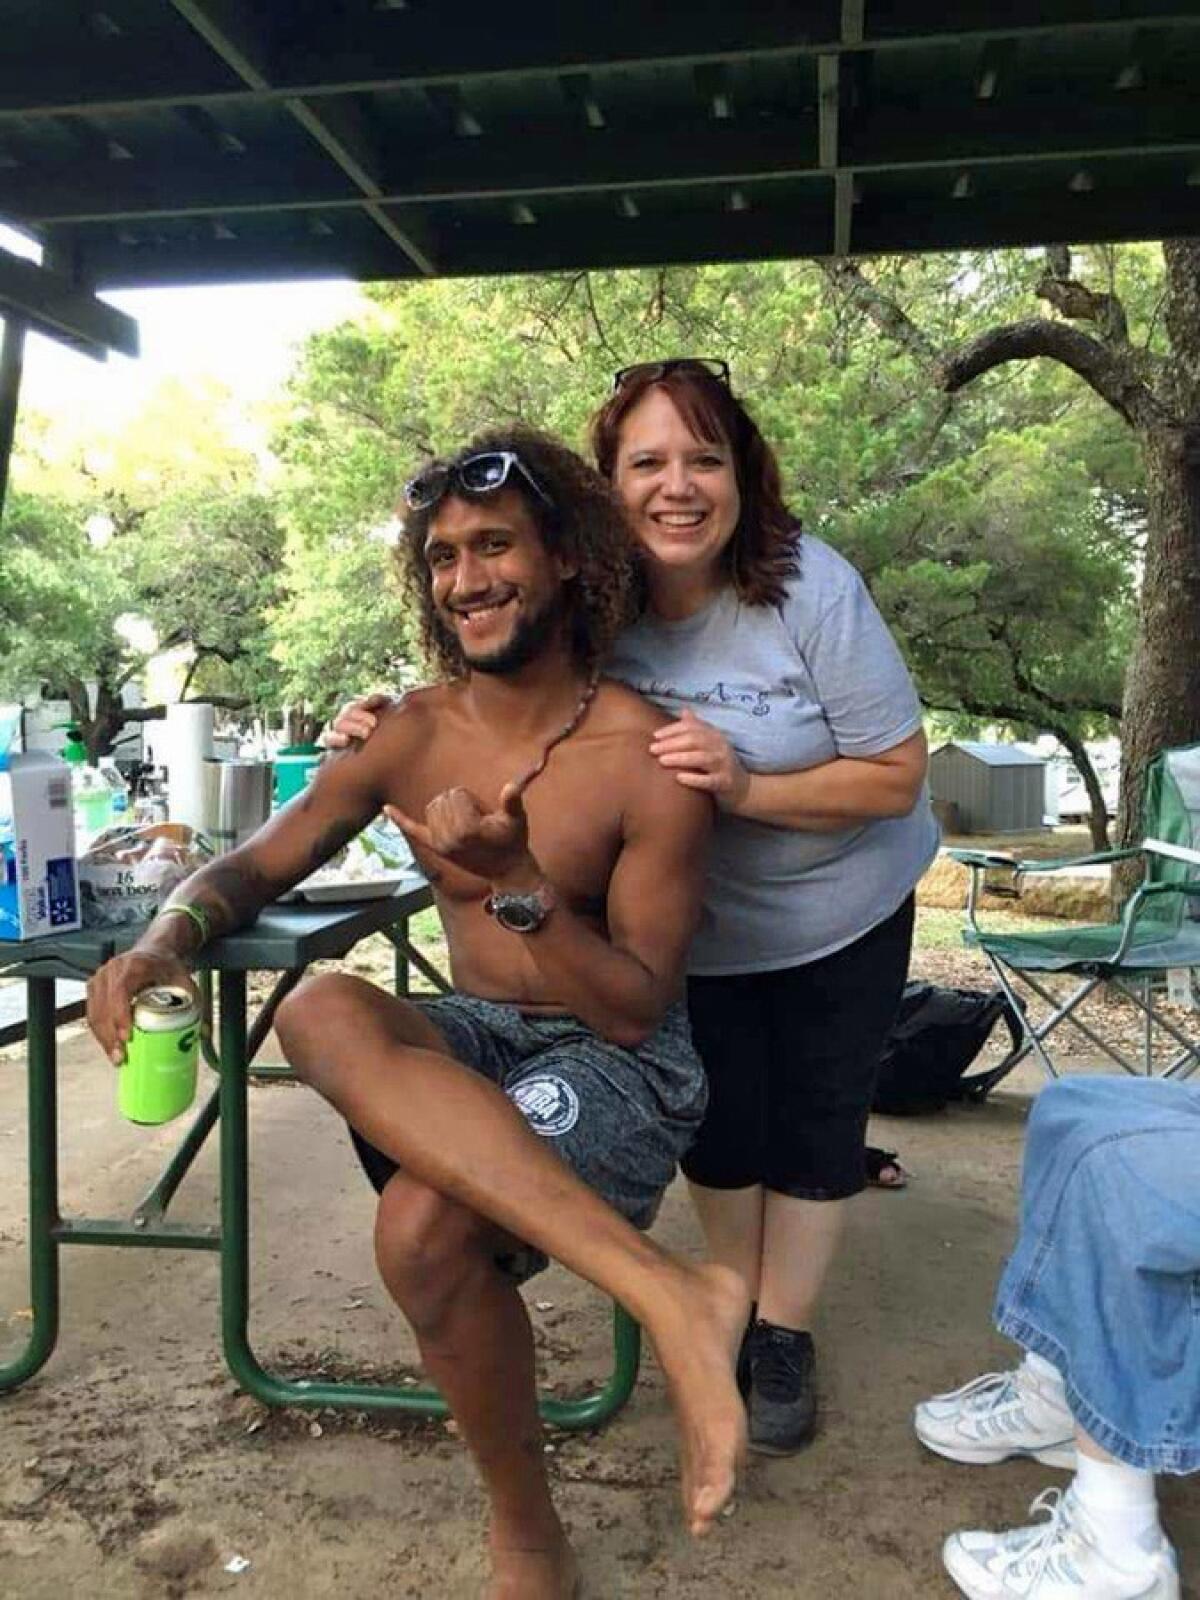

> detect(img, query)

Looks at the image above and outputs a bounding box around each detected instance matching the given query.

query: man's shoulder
[588,680,711,830]
[592,676,673,734]
[329,685,447,783]
[375,684,452,735]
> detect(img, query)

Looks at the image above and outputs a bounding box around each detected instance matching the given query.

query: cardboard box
[0,752,82,940]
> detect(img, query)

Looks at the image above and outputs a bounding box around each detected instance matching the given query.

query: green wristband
[157,902,212,946]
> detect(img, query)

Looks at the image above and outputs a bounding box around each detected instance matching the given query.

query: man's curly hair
[397,426,638,682]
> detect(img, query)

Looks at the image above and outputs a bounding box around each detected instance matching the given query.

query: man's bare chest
[385,734,627,900]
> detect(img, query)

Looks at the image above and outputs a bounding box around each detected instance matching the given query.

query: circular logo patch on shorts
[510,1074,580,1138]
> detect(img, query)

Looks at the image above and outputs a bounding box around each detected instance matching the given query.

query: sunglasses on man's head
[611,357,731,392]
[403,450,555,512]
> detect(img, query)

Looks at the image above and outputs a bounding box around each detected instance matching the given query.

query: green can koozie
[119,985,200,1125]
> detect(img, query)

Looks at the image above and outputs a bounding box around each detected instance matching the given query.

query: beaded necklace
[512,671,600,798]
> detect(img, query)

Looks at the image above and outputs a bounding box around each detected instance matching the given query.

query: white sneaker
[915,1365,1077,1469]
[943,1487,1180,1599]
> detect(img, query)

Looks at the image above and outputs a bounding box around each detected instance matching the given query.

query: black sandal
[865,1146,908,1189]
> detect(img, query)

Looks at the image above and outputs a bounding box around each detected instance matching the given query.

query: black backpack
[871,983,1026,1115]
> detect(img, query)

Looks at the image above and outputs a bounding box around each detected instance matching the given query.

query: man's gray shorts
[347,993,707,1280]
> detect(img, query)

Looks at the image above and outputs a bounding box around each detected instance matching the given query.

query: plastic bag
[78,823,213,929]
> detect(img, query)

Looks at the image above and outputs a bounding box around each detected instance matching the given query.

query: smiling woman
[587,359,938,1457]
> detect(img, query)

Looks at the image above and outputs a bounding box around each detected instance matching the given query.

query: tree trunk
[1113,240,1200,899]
[1115,425,1200,882]
[87,676,128,762]
[1053,727,1111,851]
[285,706,322,747]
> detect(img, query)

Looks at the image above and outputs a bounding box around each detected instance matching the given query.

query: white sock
[1072,1451,1162,1567]
[1019,1351,1070,1412]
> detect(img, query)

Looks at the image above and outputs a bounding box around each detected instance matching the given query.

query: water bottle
[98,757,131,820]
[60,728,113,847]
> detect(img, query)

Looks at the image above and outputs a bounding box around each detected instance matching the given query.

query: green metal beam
[0,313,26,524]
[10,123,820,225]
[286,95,439,275]
[168,0,437,276]
[0,252,139,358]
[848,98,1200,172]
[3,5,1196,120]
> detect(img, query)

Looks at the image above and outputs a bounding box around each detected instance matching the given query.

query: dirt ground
[1,961,1198,1598]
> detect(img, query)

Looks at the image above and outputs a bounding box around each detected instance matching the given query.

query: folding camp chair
[949,742,1200,1087]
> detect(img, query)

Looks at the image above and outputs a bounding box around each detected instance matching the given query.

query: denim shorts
[995,1075,1200,1474]
[348,994,707,1277]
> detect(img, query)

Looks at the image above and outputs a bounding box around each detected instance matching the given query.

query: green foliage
[126,487,287,706]
[828,419,1135,735]
[0,490,132,700]
[268,527,417,716]
[6,248,1156,758]
[4,375,293,748]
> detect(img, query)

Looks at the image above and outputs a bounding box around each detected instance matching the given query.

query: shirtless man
[86,428,748,1599]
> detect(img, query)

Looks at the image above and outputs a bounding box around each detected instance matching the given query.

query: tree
[127,486,287,707]
[0,487,142,759]
[853,431,1134,847]
[823,243,1196,860]
[0,483,287,760]
[6,377,290,758]
[267,526,417,741]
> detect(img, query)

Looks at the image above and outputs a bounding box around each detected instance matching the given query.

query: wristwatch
[484,881,556,934]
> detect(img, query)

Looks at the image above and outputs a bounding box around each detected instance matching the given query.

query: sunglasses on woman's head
[403,450,555,512]
[611,357,732,392]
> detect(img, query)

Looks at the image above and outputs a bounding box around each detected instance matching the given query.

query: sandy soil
[1,953,1198,1598]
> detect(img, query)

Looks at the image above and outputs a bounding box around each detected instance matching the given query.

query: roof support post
[0,312,27,522]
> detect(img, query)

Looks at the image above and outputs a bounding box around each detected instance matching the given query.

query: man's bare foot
[486,1526,580,1599]
[646,1261,750,1537]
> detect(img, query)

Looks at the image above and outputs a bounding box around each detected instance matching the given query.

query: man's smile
[450,593,518,631]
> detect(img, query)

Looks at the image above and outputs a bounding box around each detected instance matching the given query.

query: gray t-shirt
[608,535,940,975]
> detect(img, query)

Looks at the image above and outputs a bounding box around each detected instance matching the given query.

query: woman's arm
[649,713,927,832]
[729,730,927,829]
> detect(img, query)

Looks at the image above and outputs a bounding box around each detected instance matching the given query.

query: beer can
[118,985,201,1125]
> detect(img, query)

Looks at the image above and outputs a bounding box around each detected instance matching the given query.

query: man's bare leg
[275,973,747,1535]
[373,1172,578,1599]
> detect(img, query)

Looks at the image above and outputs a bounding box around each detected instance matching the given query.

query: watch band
[484,881,556,934]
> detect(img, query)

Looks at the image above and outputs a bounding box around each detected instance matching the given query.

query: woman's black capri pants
[681,894,914,1201]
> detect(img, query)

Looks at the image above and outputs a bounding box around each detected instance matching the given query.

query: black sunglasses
[611,357,731,392]
[404,450,555,512]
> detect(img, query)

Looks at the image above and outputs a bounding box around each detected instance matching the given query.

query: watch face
[494,895,547,933]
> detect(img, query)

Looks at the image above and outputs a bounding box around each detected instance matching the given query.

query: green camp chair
[949,743,1200,1085]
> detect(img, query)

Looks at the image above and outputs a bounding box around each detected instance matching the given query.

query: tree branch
[582,273,621,365]
[1035,272,1130,348]
[819,260,941,367]
[991,617,1123,721]
[937,318,1174,431]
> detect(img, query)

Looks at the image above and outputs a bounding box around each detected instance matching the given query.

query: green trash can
[273,744,321,808]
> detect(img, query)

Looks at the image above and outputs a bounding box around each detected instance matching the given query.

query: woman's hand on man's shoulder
[320,691,398,751]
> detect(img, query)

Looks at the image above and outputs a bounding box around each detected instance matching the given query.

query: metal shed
[929,741,1046,835]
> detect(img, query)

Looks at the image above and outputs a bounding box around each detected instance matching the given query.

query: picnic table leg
[215,968,641,1427]
[0,977,61,1391]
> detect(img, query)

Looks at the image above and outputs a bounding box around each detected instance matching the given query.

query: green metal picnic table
[0,884,639,1428]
